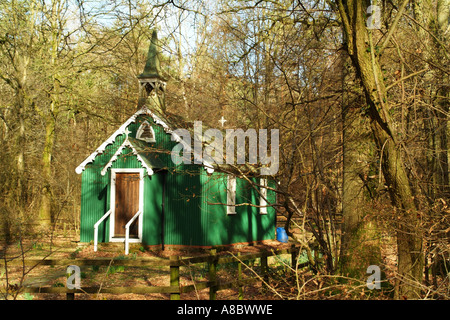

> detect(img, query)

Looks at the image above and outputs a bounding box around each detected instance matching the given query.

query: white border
[259,178,268,214]
[136,120,156,143]
[227,175,237,215]
[109,168,144,243]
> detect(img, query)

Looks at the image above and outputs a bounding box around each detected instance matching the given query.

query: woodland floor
[1,228,304,300]
[1,225,423,300]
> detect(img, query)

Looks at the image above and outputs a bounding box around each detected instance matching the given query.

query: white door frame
[109,168,144,243]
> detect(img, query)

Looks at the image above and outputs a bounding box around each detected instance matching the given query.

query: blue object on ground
[276,227,288,243]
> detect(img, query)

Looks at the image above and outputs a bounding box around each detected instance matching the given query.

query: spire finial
[137,28,166,111]
[138,29,161,79]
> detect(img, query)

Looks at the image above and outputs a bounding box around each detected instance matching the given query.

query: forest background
[0,0,449,300]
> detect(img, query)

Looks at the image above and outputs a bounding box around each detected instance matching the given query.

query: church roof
[137,29,164,80]
[75,106,214,175]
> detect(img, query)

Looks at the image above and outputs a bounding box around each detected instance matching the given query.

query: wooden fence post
[170,256,180,300]
[291,245,298,272]
[66,267,74,300]
[238,252,243,300]
[261,254,268,282]
[209,249,217,300]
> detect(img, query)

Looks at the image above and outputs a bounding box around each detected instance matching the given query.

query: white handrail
[125,210,142,255]
[94,210,112,252]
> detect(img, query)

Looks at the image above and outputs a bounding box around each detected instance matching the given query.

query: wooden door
[114,173,140,238]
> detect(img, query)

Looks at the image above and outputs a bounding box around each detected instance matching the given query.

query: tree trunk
[38,112,56,227]
[340,65,381,279]
[37,0,63,228]
[337,0,424,298]
[433,0,450,198]
[16,82,27,211]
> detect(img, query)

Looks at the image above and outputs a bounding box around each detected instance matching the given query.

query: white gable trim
[75,107,150,174]
[75,106,214,174]
[100,138,154,176]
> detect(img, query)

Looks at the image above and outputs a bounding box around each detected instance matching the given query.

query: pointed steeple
[138,30,162,80]
[137,29,166,111]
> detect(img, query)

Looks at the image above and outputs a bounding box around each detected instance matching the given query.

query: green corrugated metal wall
[142,171,164,245]
[160,170,276,246]
[79,114,276,246]
[199,173,276,246]
[164,166,204,246]
[80,166,110,243]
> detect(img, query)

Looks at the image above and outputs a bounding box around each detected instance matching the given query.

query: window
[227,175,236,215]
[136,121,156,143]
[260,178,268,214]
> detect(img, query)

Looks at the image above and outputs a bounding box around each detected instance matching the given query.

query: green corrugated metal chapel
[75,30,276,251]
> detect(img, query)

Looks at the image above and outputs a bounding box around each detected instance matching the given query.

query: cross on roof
[219,116,227,127]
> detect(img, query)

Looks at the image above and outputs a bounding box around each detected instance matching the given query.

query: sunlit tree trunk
[38,0,64,227]
[337,0,424,298]
[339,58,381,279]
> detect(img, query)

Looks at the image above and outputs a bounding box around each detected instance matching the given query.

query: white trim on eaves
[75,106,214,175]
[100,138,154,176]
[75,107,151,174]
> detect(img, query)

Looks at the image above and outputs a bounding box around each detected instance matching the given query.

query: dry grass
[1,229,296,300]
[3,228,447,300]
